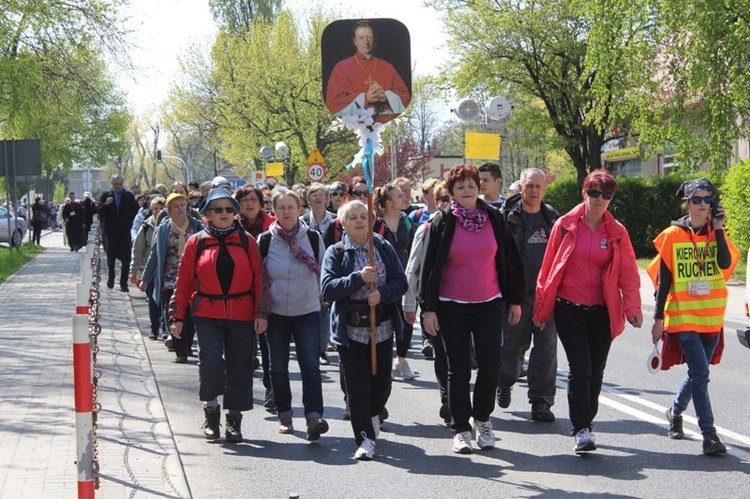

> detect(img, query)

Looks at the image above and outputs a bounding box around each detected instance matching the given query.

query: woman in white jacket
[258,189,329,441]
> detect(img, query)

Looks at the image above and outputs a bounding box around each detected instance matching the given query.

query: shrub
[722,159,750,261]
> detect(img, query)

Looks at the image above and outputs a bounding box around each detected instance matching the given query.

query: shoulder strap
[307,229,321,262]
[259,231,271,259]
[403,214,412,233]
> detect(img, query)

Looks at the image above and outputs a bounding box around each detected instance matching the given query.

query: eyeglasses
[689,195,715,205]
[437,196,450,203]
[239,197,259,204]
[263,199,273,205]
[209,206,234,214]
[586,189,614,200]
[350,189,368,198]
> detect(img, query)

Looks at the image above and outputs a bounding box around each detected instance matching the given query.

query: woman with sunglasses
[533,168,642,454]
[648,178,738,456]
[326,181,348,214]
[235,185,277,407]
[170,188,265,443]
[374,184,417,380]
[419,165,525,454]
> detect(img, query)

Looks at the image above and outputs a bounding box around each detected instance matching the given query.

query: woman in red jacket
[171,189,267,443]
[533,169,642,454]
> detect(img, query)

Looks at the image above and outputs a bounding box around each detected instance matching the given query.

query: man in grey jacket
[497,168,559,422]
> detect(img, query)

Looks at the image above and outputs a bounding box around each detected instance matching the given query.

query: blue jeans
[319,304,331,354]
[672,331,720,437]
[266,311,323,420]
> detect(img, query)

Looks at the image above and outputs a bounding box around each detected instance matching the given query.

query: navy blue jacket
[321,233,407,348]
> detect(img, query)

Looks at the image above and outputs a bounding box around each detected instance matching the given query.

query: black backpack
[258,229,321,262]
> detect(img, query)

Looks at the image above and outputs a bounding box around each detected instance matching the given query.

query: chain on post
[88,226,103,489]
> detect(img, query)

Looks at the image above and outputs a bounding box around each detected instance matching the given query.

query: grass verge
[0,243,44,284]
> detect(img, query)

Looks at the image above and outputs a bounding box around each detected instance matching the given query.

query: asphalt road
[130,273,750,499]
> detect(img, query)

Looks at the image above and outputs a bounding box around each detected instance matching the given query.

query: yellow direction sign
[307,146,325,165]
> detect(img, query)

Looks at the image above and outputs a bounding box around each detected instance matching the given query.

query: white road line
[554,372,750,461]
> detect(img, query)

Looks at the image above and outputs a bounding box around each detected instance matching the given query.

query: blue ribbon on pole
[362,138,374,193]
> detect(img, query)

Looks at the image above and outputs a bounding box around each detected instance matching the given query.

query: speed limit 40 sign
[307,163,326,182]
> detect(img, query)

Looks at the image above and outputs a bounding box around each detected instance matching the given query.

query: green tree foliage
[211,9,350,184]
[722,159,750,259]
[0,0,130,175]
[431,0,618,184]
[585,0,750,172]
[210,0,282,33]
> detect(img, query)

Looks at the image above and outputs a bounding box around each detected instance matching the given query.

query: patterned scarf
[169,218,191,256]
[271,220,321,276]
[240,212,265,238]
[451,199,487,232]
[206,220,240,238]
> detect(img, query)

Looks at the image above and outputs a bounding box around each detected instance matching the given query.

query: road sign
[236,169,247,178]
[306,146,325,165]
[307,163,326,182]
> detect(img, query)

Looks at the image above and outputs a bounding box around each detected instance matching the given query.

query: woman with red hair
[419,164,525,454]
[533,168,643,454]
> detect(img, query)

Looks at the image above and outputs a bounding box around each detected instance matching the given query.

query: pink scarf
[451,200,487,232]
[271,221,320,276]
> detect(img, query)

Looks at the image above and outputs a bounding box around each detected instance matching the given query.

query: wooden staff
[366,193,377,375]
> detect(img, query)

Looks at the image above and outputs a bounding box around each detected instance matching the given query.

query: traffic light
[156,150,162,163]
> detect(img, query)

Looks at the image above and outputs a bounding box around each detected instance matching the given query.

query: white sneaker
[355,436,376,461]
[574,428,596,453]
[472,418,495,450]
[393,358,416,380]
[452,431,473,454]
[371,415,380,440]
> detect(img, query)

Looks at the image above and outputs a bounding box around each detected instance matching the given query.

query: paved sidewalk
[0,230,189,497]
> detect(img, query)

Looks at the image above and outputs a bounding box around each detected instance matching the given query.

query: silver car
[0,205,27,247]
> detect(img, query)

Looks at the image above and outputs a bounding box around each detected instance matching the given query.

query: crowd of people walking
[66,163,735,460]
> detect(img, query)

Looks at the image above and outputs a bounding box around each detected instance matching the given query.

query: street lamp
[259,141,292,185]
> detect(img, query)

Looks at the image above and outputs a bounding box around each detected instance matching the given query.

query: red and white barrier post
[73,282,94,498]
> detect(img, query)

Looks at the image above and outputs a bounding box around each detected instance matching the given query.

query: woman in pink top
[419,164,525,455]
[533,169,642,454]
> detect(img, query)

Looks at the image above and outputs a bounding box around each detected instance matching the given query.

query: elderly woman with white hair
[321,200,407,461]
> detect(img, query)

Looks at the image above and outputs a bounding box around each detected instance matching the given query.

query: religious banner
[322,19,412,125]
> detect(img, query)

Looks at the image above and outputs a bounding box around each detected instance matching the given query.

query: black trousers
[554,300,612,434]
[339,335,393,445]
[161,289,195,359]
[193,317,255,411]
[395,302,414,358]
[106,232,131,287]
[437,298,503,433]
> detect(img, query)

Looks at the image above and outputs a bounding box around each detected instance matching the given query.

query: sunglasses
[350,189,368,198]
[330,191,345,198]
[209,206,235,214]
[437,196,450,203]
[263,199,273,205]
[586,189,614,200]
[689,196,715,205]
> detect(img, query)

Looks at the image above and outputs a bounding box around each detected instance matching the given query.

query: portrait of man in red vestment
[323,19,411,124]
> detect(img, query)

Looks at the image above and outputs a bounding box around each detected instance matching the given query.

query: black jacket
[503,193,559,247]
[98,189,139,237]
[418,198,526,313]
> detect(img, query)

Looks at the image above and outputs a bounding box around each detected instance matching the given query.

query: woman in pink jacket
[533,169,642,454]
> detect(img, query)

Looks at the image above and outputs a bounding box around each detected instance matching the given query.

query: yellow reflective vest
[647,225,739,334]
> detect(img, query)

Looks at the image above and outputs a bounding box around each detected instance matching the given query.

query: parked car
[0,205,27,247]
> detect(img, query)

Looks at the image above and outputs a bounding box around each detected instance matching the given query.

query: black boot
[225,411,243,443]
[202,404,221,440]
